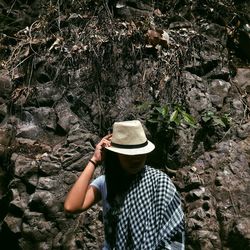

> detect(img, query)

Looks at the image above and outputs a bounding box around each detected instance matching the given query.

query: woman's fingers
[92,135,112,163]
[102,139,112,147]
[104,134,112,139]
[97,135,112,148]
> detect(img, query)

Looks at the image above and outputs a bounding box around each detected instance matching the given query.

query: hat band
[111,140,148,149]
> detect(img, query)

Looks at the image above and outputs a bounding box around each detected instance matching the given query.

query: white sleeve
[90,175,109,217]
[90,175,105,195]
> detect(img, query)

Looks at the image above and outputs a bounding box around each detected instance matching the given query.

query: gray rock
[0,124,15,146]
[0,103,7,121]
[9,188,28,215]
[32,82,63,106]
[26,174,38,188]
[60,143,91,169]
[208,79,231,108]
[28,107,57,131]
[67,130,94,145]
[22,211,57,242]
[65,155,90,171]
[186,87,210,114]
[187,218,204,230]
[233,68,250,90]
[39,160,61,175]
[0,70,12,98]
[182,138,250,249]
[29,190,55,213]
[16,122,43,139]
[200,23,227,46]
[190,207,207,221]
[63,171,78,185]
[0,124,15,157]
[229,218,250,249]
[189,187,206,199]
[115,0,153,19]
[13,155,38,178]
[3,214,22,234]
[37,176,59,190]
[55,99,79,133]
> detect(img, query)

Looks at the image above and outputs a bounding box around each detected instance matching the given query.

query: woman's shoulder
[145,165,169,178]
[90,175,106,187]
[145,166,178,196]
[90,175,107,200]
[145,166,174,185]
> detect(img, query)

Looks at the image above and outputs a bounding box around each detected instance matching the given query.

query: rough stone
[9,188,28,215]
[13,155,38,178]
[28,107,57,131]
[233,68,250,90]
[0,103,7,121]
[0,124,15,146]
[178,138,250,249]
[37,176,59,190]
[22,211,57,242]
[31,82,63,106]
[0,70,12,98]
[55,99,79,133]
[63,171,78,185]
[16,122,43,140]
[228,218,250,249]
[3,214,22,234]
[39,160,61,175]
[186,87,210,114]
[29,190,56,213]
[208,79,231,108]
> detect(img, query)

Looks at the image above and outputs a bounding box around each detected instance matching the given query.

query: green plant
[200,110,231,128]
[192,110,232,152]
[148,104,197,132]
[146,103,196,169]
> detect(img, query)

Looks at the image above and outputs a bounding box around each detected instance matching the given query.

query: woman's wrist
[89,158,100,168]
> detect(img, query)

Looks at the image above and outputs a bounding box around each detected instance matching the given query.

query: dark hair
[103,149,134,205]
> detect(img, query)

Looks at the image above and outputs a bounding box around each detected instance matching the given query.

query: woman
[64,120,184,249]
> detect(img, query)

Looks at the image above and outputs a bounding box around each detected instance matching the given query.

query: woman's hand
[91,134,112,164]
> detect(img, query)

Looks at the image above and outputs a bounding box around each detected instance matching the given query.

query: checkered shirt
[115,166,184,250]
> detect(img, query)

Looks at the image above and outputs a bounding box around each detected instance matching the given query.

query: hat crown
[112,120,147,146]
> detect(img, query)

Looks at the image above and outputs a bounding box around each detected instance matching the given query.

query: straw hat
[106,120,155,155]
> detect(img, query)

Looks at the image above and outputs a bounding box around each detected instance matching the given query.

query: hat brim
[105,140,155,155]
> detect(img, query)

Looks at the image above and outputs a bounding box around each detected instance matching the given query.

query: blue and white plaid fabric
[115,166,184,250]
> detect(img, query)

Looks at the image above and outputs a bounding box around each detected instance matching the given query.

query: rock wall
[0,0,249,249]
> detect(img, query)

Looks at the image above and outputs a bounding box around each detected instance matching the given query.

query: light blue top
[90,175,110,250]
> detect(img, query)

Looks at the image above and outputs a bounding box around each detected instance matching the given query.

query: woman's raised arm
[64,134,112,213]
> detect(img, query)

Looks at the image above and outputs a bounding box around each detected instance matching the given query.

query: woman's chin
[125,166,144,175]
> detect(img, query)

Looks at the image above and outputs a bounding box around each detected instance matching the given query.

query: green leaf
[161,106,168,118]
[202,116,211,123]
[206,111,214,117]
[182,111,197,127]
[221,115,231,126]
[147,119,159,123]
[173,119,181,126]
[155,107,163,114]
[170,110,178,122]
[213,118,226,127]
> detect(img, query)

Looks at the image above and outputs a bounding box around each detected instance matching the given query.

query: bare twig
[228,190,238,215]
[57,0,62,35]
[8,0,17,15]
[10,54,33,73]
